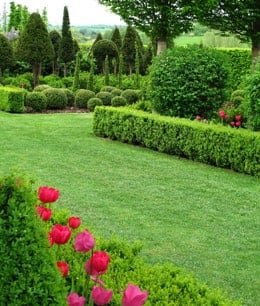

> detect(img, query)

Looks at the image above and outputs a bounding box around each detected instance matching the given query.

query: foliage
[101,86,117,93]
[75,89,95,108]
[42,74,65,88]
[87,97,103,111]
[0,171,67,305]
[111,26,122,51]
[49,30,62,75]
[34,84,51,92]
[0,86,25,113]
[111,88,122,97]
[0,33,14,74]
[7,2,30,32]
[63,88,75,107]
[149,45,230,118]
[43,88,68,110]
[96,91,113,106]
[99,0,195,53]
[93,107,260,177]
[25,91,47,112]
[16,12,54,87]
[73,52,81,92]
[121,89,141,105]
[111,96,127,107]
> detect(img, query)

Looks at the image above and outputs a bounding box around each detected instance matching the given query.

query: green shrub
[87,97,103,111]
[111,95,127,106]
[149,46,230,119]
[0,171,66,305]
[25,91,47,112]
[100,86,117,92]
[34,84,51,92]
[43,88,68,110]
[63,88,75,107]
[96,91,113,106]
[121,89,140,104]
[131,100,153,112]
[42,74,65,88]
[93,107,260,177]
[111,88,122,97]
[0,86,25,113]
[75,89,95,108]
[9,76,32,91]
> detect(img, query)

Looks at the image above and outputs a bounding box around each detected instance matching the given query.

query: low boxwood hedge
[0,86,26,113]
[93,107,260,177]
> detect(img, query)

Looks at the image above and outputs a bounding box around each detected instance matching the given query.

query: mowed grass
[0,111,259,305]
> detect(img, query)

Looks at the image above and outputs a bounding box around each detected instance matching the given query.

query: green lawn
[1,111,259,305]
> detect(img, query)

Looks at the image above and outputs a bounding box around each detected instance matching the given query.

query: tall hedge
[149,46,230,119]
[0,172,66,305]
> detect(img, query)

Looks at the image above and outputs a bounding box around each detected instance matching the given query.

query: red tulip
[67,292,86,306]
[49,224,71,245]
[92,286,113,306]
[235,115,242,121]
[57,261,69,277]
[224,114,229,120]
[36,205,52,221]
[38,186,60,203]
[68,216,81,229]
[85,251,110,276]
[122,284,148,306]
[218,110,225,118]
[235,121,241,127]
[74,229,95,253]
[230,121,235,127]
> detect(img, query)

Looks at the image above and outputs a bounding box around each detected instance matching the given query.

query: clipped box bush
[111,95,127,107]
[34,84,51,92]
[43,88,68,110]
[0,86,25,113]
[93,107,260,177]
[75,89,95,108]
[0,172,67,305]
[87,97,103,112]
[96,91,113,106]
[121,89,140,104]
[63,88,75,107]
[100,85,117,92]
[111,88,122,97]
[25,91,47,112]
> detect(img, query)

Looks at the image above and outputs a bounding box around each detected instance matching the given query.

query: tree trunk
[32,63,41,88]
[157,40,167,55]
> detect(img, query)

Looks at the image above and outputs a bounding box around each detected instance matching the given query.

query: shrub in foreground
[25,91,47,112]
[87,97,103,111]
[75,89,95,108]
[43,88,68,110]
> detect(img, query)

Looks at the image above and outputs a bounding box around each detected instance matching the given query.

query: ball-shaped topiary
[87,97,103,112]
[75,89,95,108]
[63,88,75,107]
[111,96,127,107]
[149,45,230,118]
[111,88,122,97]
[121,89,140,104]
[95,91,113,106]
[100,86,117,93]
[34,84,51,92]
[25,91,47,112]
[43,88,68,110]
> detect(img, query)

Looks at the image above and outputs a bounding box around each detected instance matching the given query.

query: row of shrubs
[0,84,143,113]
[0,171,240,305]
[93,106,260,177]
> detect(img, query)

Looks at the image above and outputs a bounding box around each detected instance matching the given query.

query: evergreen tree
[49,30,61,74]
[16,13,54,87]
[73,51,81,92]
[0,33,14,76]
[41,7,48,26]
[122,25,137,75]
[104,55,110,85]
[59,6,75,77]
[8,2,29,32]
[111,26,122,51]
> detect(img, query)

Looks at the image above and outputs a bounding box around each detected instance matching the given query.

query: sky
[4,0,125,26]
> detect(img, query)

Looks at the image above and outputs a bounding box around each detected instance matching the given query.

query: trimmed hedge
[93,107,260,177]
[0,86,25,113]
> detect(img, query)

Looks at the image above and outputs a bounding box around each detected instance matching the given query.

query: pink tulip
[38,186,60,203]
[235,121,241,127]
[195,115,201,121]
[74,229,95,253]
[122,284,148,306]
[235,115,242,121]
[67,292,86,306]
[92,286,113,305]
[36,205,52,221]
[218,110,225,118]
[230,121,235,127]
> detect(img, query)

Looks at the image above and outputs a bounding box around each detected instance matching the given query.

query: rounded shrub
[121,89,140,104]
[63,88,75,107]
[75,89,95,108]
[111,96,127,107]
[34,84,51,92]
[87,97,103,112]
[96,91,113,106]
[111,88,122,97]
[43,74,65,88]
[100,86,117,93]
[149,45,230,118]
[25,91,47,112]
[43,88,68,110]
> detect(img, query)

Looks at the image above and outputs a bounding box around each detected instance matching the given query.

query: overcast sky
[4,0,125,26]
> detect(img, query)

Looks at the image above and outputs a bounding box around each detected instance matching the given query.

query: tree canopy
[99,0,194,54]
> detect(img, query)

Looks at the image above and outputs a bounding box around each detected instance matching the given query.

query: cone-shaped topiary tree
[0,33,14,76]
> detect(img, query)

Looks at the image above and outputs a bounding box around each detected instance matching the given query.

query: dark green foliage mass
[0,33,14,75]
[49,30,62,75]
